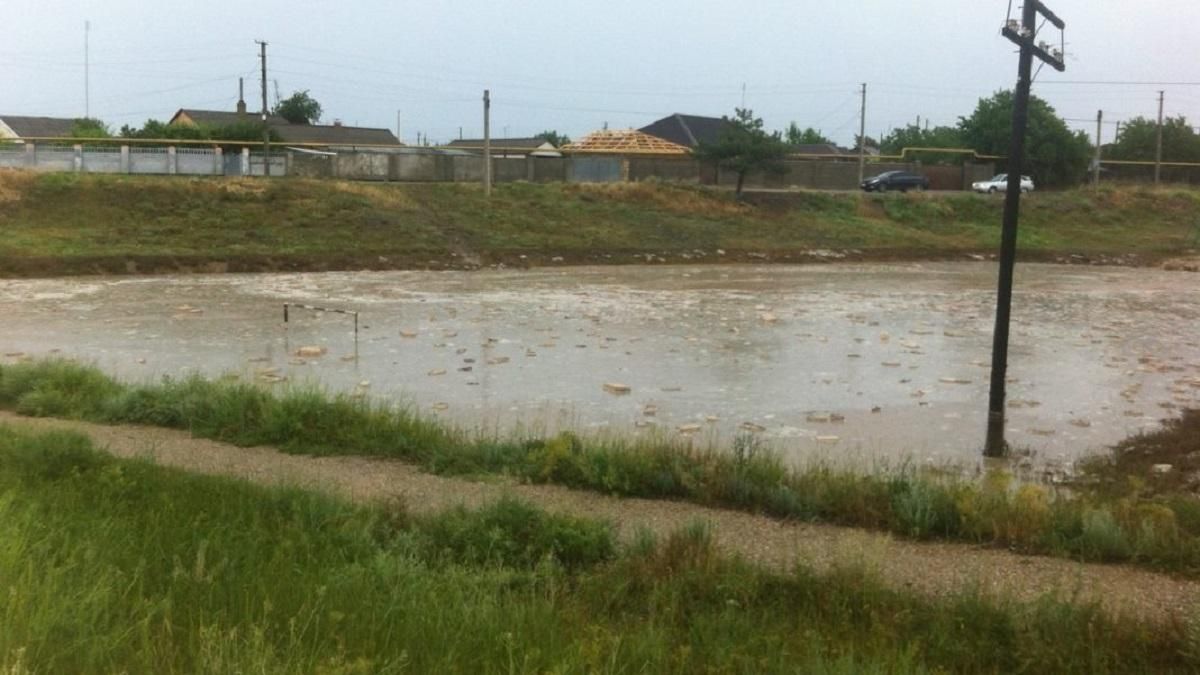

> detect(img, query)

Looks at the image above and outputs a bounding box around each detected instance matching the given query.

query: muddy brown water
[1,263,1197,467]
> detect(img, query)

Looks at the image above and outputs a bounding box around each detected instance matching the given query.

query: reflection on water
[1,263,1197,466]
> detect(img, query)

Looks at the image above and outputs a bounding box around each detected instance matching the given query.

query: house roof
[170,109,290,127]
[562,129,690,155]
[276,124,401,146]
[169,109,401,146]
[639,113,733,148]
[789,143,846,156]
[446,138,553,150]
[0,115,77,138]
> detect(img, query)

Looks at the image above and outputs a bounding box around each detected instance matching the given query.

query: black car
[860,171,930,193]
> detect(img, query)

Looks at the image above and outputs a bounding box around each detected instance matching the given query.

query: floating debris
[295,346,326,358]
[938,377,972,385]
[428,369,446,376]
[603,382,632,395]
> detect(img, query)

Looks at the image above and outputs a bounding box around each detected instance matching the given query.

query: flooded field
[1,263,1197,465]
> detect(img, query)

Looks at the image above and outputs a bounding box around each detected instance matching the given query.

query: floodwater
[1,263,1197,466]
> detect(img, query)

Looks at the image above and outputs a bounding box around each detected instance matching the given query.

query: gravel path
[4,410,1198,625]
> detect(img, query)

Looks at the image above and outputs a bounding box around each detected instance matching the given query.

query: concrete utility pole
[986,0,1067,457]
[84,21,90,119]
[257,40,271,177]
[857,83,867,185]
[1093,109,1102,188]
[483,89,491,197]
[396,110,401,143]
[1155,90,1165,185]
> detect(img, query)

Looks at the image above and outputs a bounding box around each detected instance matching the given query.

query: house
[168,107,402,148]
[0,115,78,141]
[562,129,690,155]
[445,138,561,158]
[168,109,289,128]
[639,113,734,149]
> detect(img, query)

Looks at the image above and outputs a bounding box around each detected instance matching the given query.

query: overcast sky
[3,0,1198,145]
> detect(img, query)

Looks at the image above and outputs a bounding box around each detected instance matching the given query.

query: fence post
[213,147,223,175]
[167,146,178,175]
[73,144,83,173]
[120,145,130,174]
[24,142,35,169]
[241,147,250,176]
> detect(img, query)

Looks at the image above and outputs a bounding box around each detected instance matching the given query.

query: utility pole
[1155,90,1165,185]
[483,89,491,197]
[986,1,1067,457]
[84,21,90,119]
[396,110,401,143]
[1093,109,1102,188]
[857,83,867,185]
[257,40,271,177]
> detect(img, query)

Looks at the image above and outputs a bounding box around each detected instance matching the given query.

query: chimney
[236,78,247,115]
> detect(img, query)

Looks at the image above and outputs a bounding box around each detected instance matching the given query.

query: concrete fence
[0,141,994,190]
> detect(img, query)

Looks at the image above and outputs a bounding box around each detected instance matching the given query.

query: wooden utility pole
[857,83,867,185]
[986,0,1067,457]
[1093,109,1102,188]
[257,40,270,177]
[1155,90,1165,185]
[483,89,491,197]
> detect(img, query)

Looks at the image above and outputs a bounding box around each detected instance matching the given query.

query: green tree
[273,90,322,124]
[880,124,964,164]
[70,118,111,138]
[784,123,832,146]
[958,90,1092,187]
[534,130,571,147]
[1108,116,1200,163]
[117,119,280,147]
[694,108,789,197]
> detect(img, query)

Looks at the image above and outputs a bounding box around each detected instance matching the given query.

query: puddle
[1,263,1196,466]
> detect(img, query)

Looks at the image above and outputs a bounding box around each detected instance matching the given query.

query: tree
[694,108,789,197]
[1108,116,1200,163]
[534,130,571,147]
[273,90,322,124]
[784,123,832,146]
[853,134,880,152]
[71,118,111,138]
[958,90,1091,187]
[117,118,281,147]
[880,124,964,164]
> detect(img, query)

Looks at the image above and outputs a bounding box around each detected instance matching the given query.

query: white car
[972,174,1034,193]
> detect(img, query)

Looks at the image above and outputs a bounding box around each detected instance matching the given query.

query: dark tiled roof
[276,124,401,146]
[0,115,77,138]
[639,113,734,148]
[171,109,290,127]
[789,143,846,156]
[446,138,552,150]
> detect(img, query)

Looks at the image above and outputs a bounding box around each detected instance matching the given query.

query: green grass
[0,423,1191,673]
[5,359,1200,578]
[0,173,1196,274]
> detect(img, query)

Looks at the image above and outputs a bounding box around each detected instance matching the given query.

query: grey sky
[3,0,1198,145]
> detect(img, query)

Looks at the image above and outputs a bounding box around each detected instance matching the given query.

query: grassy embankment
[4,359,1200,577]
[0,424,1192,673]
[0,170,1196,276]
